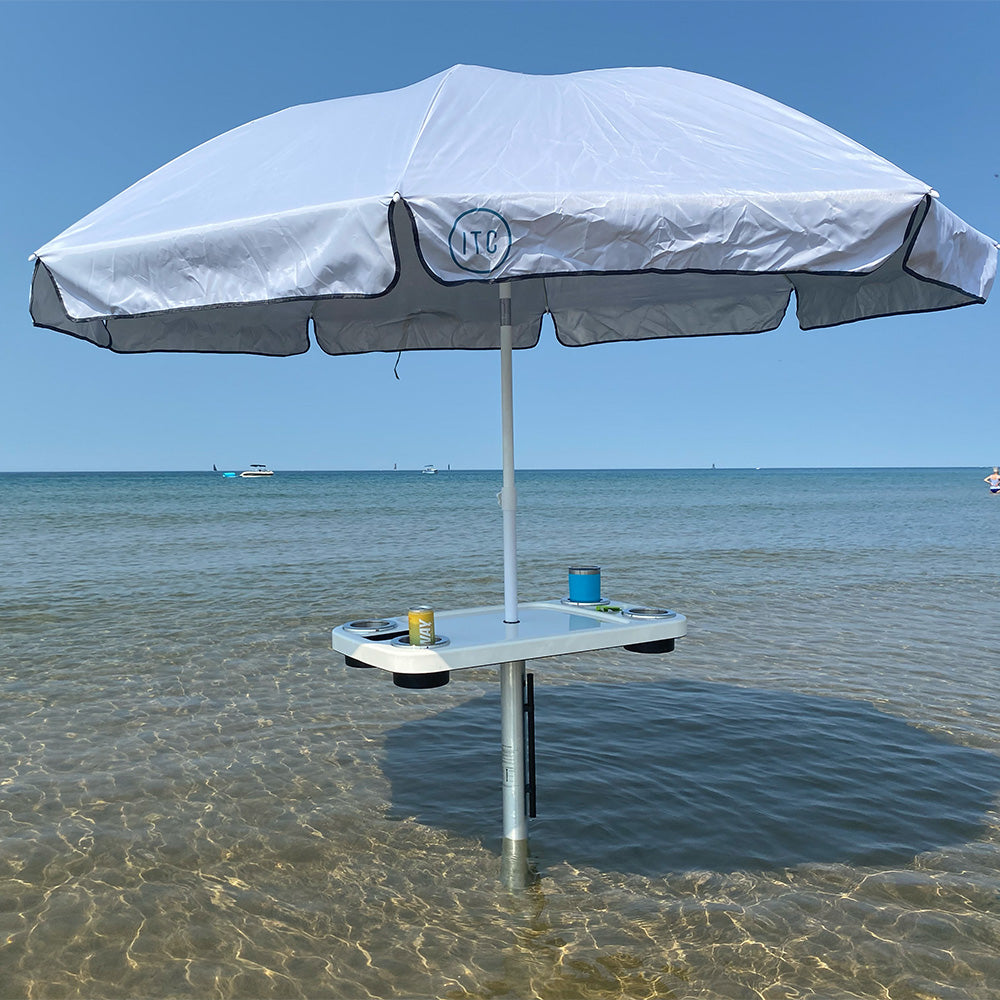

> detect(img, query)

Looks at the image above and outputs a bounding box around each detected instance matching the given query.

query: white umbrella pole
[498,282,529,888]
[499,282,518,625]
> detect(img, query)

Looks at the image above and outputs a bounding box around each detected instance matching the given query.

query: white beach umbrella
[30,65,997,880]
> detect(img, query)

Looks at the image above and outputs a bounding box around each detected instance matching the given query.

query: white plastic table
[331,598,686,887]
[331,599,686,676]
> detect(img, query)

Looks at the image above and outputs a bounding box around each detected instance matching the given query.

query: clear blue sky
[2,0,998,471]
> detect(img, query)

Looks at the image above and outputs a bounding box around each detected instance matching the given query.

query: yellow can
[408,606,435,646]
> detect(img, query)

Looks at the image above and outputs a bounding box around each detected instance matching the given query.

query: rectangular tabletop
[331,599,686,674]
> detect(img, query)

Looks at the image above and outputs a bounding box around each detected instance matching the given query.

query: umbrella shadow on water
[382,679,1000,876]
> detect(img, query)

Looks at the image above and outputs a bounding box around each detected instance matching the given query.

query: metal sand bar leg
[500,658,529,888]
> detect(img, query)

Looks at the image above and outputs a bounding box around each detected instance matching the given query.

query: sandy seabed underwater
[2,467,1000,999]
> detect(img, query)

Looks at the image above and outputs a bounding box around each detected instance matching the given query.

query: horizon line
[1,465,991,475]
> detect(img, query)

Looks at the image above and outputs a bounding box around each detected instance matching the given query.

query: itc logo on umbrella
[449,208,512,273]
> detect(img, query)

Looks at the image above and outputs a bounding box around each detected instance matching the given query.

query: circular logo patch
[449,209,512,274]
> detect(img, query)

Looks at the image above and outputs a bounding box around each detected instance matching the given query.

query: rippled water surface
[2,468,999,998]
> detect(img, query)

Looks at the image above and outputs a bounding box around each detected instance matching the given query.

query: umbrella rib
[394,66,459,194]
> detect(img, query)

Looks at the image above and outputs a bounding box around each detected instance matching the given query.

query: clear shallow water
[1,468,999,998]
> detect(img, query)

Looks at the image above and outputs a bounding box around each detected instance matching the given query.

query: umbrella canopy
[30,64,996,356]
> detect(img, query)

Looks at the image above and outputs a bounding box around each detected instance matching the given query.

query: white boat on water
[421,464,438,474]
[240,464,274,478]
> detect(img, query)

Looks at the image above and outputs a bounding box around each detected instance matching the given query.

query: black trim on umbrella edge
[29,192,988,355]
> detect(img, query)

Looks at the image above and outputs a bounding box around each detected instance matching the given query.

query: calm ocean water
[2,467,999,999]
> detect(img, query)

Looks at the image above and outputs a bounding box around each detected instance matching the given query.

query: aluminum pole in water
[500,658,529,888]
[499,283,518,625]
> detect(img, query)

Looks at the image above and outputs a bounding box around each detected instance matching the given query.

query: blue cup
[568,566,601,603]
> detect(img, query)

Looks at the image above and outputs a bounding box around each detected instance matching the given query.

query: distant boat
[421,464,438,474]
[240,464,274,478]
